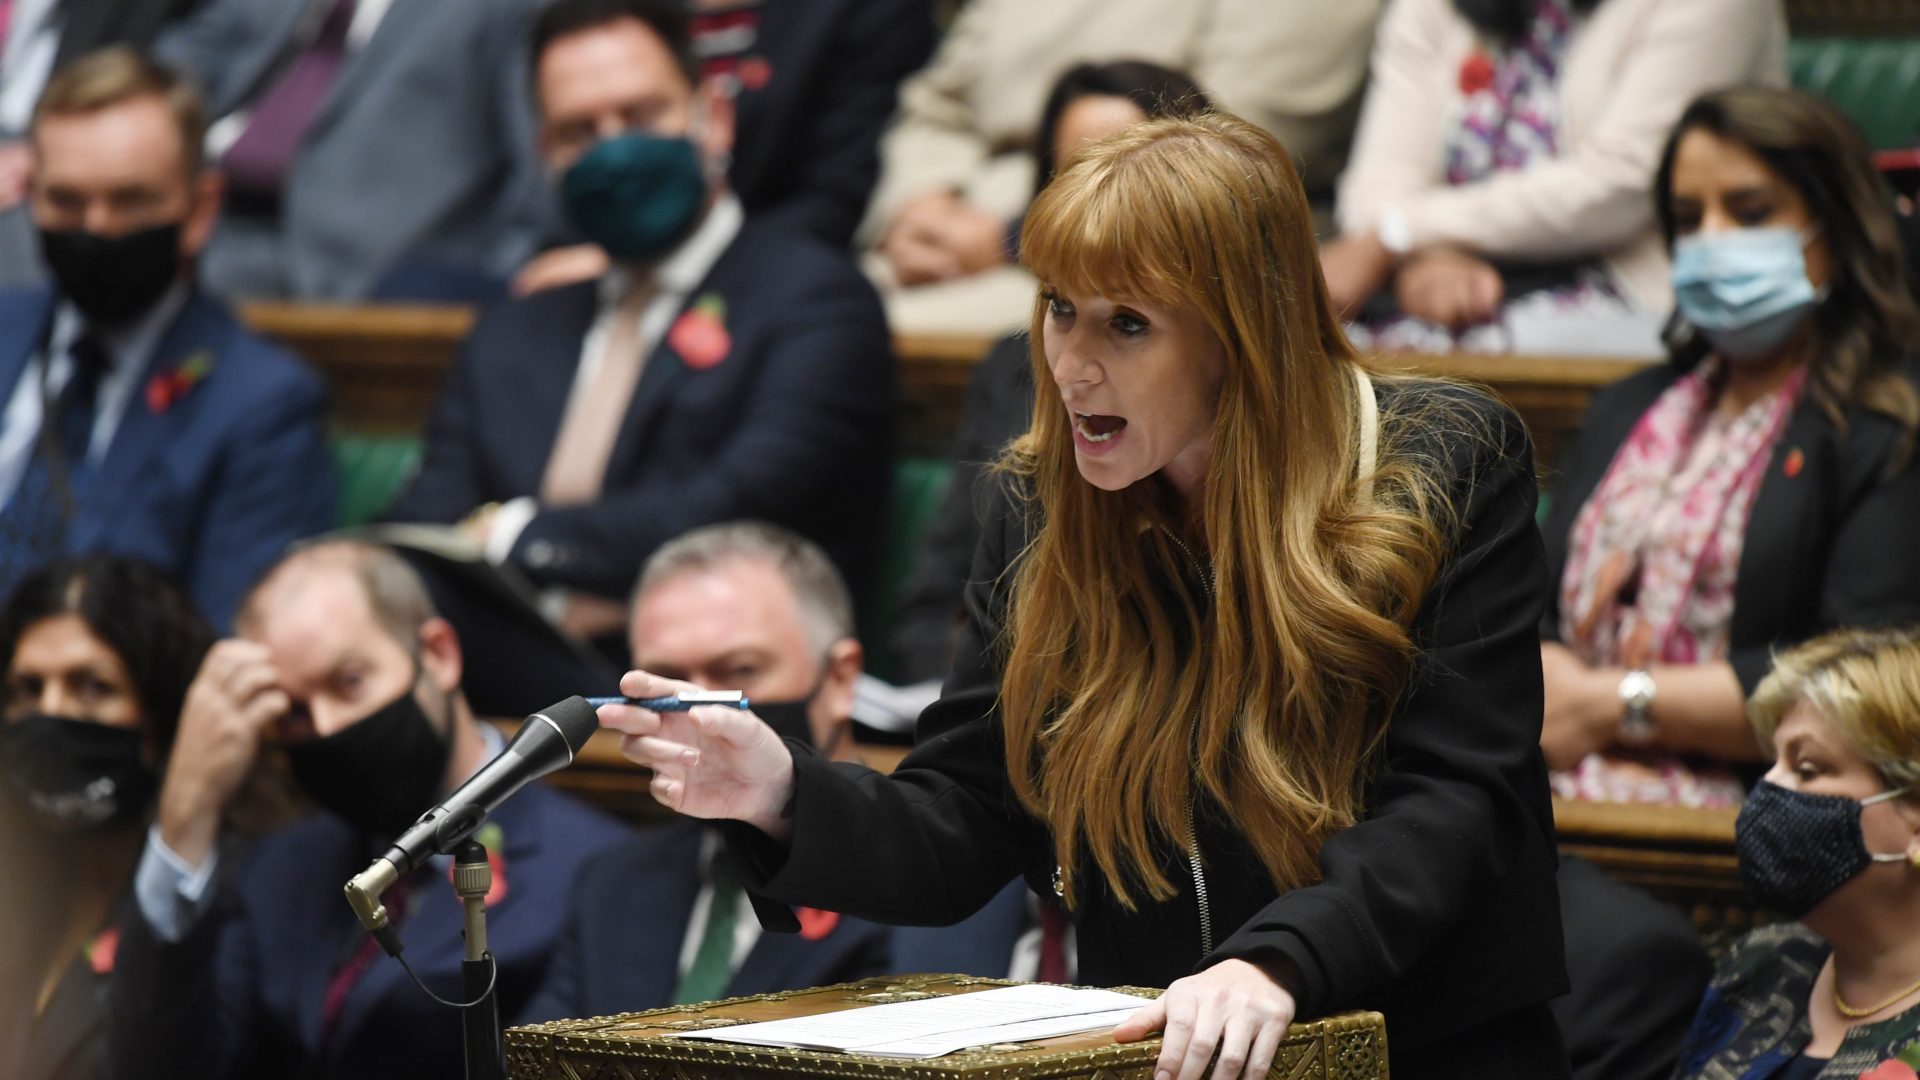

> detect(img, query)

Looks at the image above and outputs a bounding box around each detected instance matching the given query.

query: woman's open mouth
[1075,413,1126,442]
[1072,412,1128,452]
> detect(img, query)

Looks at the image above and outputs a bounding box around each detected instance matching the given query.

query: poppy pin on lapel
[796,907,840,941]
[1784,447,1805,478]
[146,349,215,414]
[670,292,731,371]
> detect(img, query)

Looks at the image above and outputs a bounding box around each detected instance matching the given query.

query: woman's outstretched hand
[597,669,798,841]
[1112,958,1297,1079]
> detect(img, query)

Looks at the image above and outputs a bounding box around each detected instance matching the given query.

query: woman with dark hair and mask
[0,557,213,1080]
[1675,626,1920,1077]
[1322,0,1785,351]
[1539,86,1920,807]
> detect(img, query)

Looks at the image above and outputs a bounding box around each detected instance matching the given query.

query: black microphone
[345,695,600,954]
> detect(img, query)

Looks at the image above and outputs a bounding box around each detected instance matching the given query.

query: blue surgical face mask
[1671,226,1825,362]
[561,128,709,264]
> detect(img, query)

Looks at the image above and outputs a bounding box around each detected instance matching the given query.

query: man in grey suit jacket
[155,0,553,300]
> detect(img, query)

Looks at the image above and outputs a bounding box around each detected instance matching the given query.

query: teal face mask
[1671,226,1824,362]
[561,131,708,263]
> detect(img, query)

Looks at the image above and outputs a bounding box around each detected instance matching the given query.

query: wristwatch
[1617,669,1657,747]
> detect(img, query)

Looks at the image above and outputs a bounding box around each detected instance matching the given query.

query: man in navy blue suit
[525,523,889,1020]
[386,0,893,712]
[0,48,333,628]
[110,540,628,1079]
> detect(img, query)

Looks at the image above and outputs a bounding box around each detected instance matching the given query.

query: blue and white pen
[586,690,751,712]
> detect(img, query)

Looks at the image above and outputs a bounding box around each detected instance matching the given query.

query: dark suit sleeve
[507,281,895,598]
[111,893,262,1080]
[749,0,936,247]
[187,364,335,630]
[1207,399,1556,1019]
[385,326,493,525]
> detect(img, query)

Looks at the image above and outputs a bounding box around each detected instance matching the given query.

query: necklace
[1833,967,1920,1019]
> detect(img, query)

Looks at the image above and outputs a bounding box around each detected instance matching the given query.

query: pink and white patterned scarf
[1553,361,1805,806]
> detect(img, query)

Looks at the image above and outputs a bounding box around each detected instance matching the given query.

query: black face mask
[285,677,453,841]
[752,699,816,748]
[0,714,157,833]
[39,222,183,326]
[1735,778,1911,918]
[754,680,852,759]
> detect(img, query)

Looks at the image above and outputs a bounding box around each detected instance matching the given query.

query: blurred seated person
[108,541,626,1080]
[1674,626,1920,1076]
[512,0,935,293]
[693,0,932,249]
[0,0,198,286]
[1322,0,1785,354]
[386,0,892,714]
[151,0,552,300]
[865,0,1380,290]
[1540,86,1920,806]
[524,523,890,1018]
[0,557,213,1080]
[0,48,333,628]
[875,61,1210,716]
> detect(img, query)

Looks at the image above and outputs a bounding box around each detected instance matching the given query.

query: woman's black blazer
[728,384,1570,1074]
[1539,357,1920,695]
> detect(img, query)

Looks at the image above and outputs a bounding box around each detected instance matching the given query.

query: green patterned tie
[671,860,742,1005]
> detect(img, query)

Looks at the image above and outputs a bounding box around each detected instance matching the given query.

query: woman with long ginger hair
[603,112,1569,1079]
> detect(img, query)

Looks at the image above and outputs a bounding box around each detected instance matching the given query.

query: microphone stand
[452,840,505,1080]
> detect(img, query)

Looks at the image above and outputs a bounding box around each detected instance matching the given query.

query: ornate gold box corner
[506,974,1389,1079]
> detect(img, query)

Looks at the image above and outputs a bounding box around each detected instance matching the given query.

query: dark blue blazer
[109,782,627,1080]
[522,819,891,1022]
[0,286,334,627]
[721,0,935,248]
[388,219,895,599]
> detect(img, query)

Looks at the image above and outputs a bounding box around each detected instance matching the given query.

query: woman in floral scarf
[1539,86,1920,808]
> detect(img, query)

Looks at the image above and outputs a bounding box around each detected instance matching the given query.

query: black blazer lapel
[613,826,707,1011]
[1730,402,1831,654]
[598,277,727,483]
[71,294,228,550]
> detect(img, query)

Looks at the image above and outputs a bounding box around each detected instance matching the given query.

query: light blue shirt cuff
[134,825,220,944]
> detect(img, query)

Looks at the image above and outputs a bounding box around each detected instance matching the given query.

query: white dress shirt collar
[597,190,745,308]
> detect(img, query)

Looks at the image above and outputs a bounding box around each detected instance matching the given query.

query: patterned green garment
[1674,923,1920,1079]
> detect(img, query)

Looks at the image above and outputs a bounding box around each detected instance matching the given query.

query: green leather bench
[329,432,956,675]
[1790,37,1920,151]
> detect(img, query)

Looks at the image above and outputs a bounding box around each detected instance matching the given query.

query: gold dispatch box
[506,974,1389,1079]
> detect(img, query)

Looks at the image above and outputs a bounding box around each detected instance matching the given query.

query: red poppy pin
[1459,51,1496,96]
[1783,447,1805,478]
[445,821,510,908]
[738,56,772,91]
[1864,1060,1919,1080]
[87,926,119,976]
[145,349,214,414]
[795,907,840,941]
[670,293,732,371]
